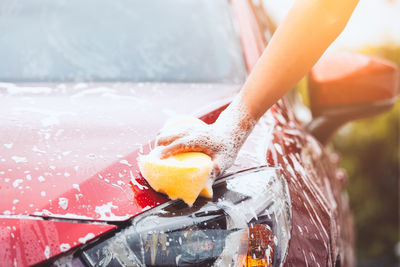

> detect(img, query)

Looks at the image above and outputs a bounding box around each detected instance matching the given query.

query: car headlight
[80,167,291,267]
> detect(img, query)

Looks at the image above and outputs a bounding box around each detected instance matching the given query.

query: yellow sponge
[138,117,213,206]
[138,151,213,206]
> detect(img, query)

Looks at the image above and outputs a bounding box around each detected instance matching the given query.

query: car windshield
[0,0,247,83]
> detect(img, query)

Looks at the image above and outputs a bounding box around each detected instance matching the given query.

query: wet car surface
[0,0,364,266]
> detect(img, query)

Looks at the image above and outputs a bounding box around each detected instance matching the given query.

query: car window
[0,0,247,83]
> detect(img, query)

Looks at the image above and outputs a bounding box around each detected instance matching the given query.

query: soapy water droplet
[119,159,132,167]
[72,184,80,192]
[86,153,96,159]
[59,243,71,252]
[11,156,27,163]
[4,143,13,149]
[12,179,23,188]
[44,246,50,259]
[58,198,68,210]
[78,233,95,244]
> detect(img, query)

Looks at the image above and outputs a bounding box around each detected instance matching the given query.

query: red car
[0,0,398,266]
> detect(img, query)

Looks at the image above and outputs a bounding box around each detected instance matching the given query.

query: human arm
[157,0,360,176]
[241,0,360,120]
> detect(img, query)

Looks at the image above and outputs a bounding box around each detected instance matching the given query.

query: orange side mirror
[309,52,398,115]
[307,52,399,144]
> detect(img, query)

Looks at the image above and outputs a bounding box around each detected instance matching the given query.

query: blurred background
[263,0,399,265]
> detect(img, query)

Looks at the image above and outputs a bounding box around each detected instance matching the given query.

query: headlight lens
[80,167,291,267]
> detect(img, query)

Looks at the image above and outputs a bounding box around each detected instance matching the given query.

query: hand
[156,97,256,177]
[156,122,237,177]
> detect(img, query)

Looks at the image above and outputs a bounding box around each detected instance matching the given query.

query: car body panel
[0,218,115,266]
[0,83,239,222]
[262,101,354,266]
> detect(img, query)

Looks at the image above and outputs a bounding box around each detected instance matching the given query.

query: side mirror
[306,52,399,145]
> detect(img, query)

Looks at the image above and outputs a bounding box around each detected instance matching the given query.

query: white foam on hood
[78,233,95,244]
[11,156,27,163]
[58,198,69,210]
[94,202,131,220]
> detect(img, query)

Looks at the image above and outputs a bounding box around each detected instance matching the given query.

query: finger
[160,139,214,159]
[156,133,186,146]
[155,126,193,146]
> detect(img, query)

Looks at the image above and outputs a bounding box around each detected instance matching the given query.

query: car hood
[0,82,239,222]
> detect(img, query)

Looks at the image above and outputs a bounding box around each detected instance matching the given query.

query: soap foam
[156,94,256,177]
